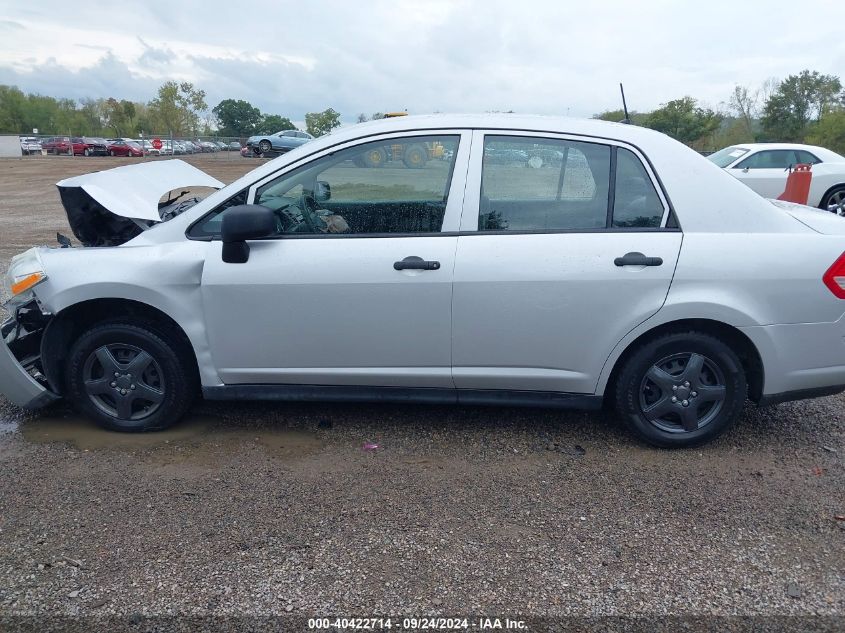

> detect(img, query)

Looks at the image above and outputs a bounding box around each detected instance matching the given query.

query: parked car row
[156,140,242,155]
[23,136,244,157]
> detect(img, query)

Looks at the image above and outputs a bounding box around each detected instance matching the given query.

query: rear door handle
[394,256,441,271]
[614,252,663,267]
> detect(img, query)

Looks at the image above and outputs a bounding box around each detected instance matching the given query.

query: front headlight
[3,248,47,300]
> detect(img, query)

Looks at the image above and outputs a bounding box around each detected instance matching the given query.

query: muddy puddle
[8,407,325,459]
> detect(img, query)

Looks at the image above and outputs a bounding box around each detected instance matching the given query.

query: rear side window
[480,136,611,230]
[796,150,821,164]
[612,148,664,228]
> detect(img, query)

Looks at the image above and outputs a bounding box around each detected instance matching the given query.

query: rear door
[451,131,682,394]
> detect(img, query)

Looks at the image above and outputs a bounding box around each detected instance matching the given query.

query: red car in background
[42,136,73,154]
[71,137,108,156]
[105,139,144,157]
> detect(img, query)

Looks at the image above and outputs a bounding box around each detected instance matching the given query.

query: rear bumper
[741,317,845,397]
[0,321,58,409]
[758,385,845,407]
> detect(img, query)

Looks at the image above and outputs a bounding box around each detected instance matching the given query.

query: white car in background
[4,115,845,448]
[19,137,43,155]
[708,143,845,214]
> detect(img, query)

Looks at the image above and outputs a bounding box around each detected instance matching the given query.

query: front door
[451,132,682,394]
[199,131,469,388]
[730,149,799,199]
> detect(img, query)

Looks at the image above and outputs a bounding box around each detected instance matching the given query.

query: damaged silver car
[5,115,845,447]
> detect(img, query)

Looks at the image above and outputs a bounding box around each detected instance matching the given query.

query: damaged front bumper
[0,299,59,409]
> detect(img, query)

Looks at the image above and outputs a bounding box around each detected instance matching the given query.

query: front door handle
[614,252,663,267]
[394,256,441,271]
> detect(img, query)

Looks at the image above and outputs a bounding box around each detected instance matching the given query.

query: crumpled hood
[56,159,224,246]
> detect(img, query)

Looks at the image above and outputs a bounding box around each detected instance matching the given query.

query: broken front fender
[0,307,59,409]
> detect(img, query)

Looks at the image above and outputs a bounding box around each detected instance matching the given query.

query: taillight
[822,252,845,298]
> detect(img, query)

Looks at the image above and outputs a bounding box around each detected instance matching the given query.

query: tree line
[0,81,342,139]
[1,69,844,152]
[594,70,845,154]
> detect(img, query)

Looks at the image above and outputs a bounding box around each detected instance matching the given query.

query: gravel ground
[0,156,843,632]
[0,395,843,631]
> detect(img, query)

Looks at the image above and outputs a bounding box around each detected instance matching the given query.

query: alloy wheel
[826,190,845,216]
[82,343,165,421]
[638,352,726,433]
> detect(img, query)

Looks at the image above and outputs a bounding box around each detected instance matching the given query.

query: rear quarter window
[612,148,665,228]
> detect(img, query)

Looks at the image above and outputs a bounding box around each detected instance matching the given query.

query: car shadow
[5,392,842,457]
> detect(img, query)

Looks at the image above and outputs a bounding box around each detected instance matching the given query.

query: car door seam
[448,130,474,388]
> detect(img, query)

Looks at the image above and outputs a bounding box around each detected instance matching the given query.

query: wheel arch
[602,318,764,406]
[817,182,845,208]
[41,298,200,395]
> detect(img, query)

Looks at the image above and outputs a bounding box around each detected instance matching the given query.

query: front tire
[821,186,845,215]
[614,331,747,448]
[258,139,272,153]
[66,323,196,432]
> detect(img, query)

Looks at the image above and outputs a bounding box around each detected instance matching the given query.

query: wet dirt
[16,406,324,458]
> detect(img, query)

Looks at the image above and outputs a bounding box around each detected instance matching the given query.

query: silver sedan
[3,114,845,447]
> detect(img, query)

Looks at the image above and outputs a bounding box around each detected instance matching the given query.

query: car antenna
[619,83,631,124]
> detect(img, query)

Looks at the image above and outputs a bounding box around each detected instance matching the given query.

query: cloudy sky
[1,0,844,124]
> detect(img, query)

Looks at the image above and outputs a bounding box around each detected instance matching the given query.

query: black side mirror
[221,204,275,264]
[314,180,331,202]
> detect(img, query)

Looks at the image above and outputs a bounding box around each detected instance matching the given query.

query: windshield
[708,146,750,168]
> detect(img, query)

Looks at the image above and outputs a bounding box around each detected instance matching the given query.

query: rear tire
[614,331,746,448]
[65,322,196,432]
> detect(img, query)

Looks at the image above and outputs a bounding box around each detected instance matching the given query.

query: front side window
[479,136,611,230]
[190,134,460,238]
[736,150,795,169]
